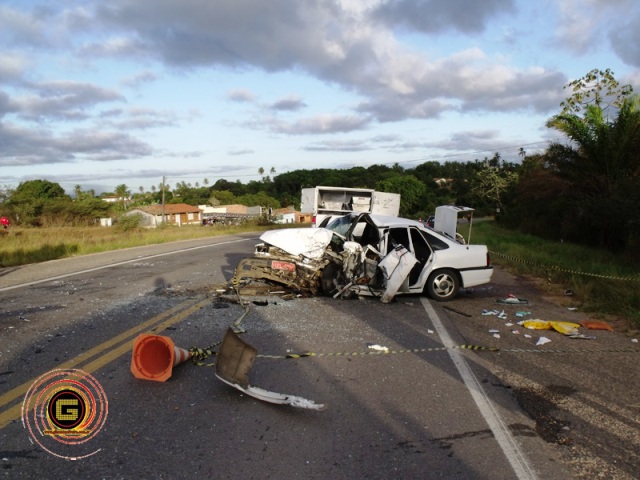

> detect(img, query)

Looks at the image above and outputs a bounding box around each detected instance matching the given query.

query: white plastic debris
[632,338,638,343]
[536,337,551,346]
[368,344,389,352]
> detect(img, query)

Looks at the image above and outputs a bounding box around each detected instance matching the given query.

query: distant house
[124,203,202,227]
[199,204,262,223]
[200,204,264,215]
[273,207,311,224]
[102,195,130,204]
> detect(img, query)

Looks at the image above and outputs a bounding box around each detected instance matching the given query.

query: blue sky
[1,0,639,195]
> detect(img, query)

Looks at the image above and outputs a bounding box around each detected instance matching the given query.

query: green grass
[0,222,287,267]
[465,220,640,329]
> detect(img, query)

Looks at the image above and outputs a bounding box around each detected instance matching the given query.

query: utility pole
[161,176,166,224]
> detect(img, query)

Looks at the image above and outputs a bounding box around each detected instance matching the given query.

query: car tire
[321,262,344,296]
[425,269,459,301]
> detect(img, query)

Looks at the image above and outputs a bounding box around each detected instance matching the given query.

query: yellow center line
[0,297,211,430]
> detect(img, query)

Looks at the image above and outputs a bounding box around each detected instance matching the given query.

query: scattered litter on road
[496,295,529,305]
[632,339,638,343]
[580,320,613,331]
[482,309,499,316]
[367,344,389,352]
[515,311,531,317]
[522,320,581,335]
[536,337,551,346]
[568,333,596,340]
[215,328,326,411]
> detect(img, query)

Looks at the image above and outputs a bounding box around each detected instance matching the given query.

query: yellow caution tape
[490,251,640,282]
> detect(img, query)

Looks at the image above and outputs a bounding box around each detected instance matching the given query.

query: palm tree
[114,184,131,211]
[545,96,640,249]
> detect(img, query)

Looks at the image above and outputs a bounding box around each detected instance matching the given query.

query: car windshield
[323,215,353,237]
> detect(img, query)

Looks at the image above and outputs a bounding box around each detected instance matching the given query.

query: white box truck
[301,186,401,227]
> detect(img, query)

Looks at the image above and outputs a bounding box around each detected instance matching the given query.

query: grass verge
[0,222,283,267]
[465,220,640,329]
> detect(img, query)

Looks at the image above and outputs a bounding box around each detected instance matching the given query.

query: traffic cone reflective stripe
[130,334,192,382]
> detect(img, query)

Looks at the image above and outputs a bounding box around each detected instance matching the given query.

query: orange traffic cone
[130,334,192,382]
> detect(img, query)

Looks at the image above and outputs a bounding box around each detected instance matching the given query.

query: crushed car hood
[259,228,334,259]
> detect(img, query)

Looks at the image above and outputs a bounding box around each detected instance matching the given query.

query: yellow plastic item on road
[522,320,580,335]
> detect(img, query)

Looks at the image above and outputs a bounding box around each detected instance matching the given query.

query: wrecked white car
[234,209,493,302]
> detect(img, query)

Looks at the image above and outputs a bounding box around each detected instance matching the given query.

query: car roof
[366,214,425,229]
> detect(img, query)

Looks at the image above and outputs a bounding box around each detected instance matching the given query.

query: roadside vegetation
[0,221,280,268]
[467,221,640,329]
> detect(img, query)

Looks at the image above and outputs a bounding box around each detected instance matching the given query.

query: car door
[408,227,433,286]
[384,227,433,288]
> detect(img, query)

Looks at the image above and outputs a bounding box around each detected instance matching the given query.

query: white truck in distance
[301,186,401,227]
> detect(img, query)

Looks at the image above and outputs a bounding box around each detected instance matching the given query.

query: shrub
[115,214,143,232]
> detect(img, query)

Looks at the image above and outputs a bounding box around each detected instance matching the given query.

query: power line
[385,140,550,166]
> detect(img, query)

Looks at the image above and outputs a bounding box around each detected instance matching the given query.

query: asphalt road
[1,232,635,479]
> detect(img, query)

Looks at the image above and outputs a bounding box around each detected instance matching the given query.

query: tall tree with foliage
[114,184,131,211]
[511,69,639,254]
[6,180,70,225]
[375,174,426,217]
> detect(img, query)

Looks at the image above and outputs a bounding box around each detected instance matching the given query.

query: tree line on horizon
[1,69,638,261]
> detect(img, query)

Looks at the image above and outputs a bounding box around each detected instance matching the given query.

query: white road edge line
[0,237,255,293]
[421,297,539,480]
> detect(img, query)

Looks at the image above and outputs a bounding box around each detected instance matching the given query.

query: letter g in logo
[48,389,86,430]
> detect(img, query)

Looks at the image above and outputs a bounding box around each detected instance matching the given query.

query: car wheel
[425,269,459,301]
[321,262,344,296]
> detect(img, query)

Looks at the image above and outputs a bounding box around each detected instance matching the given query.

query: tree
[518,148,526,161]
[114,184,131,211]
[470,163,519,215]
[210,190,236,205]
[10,180,67,202]
[544,95,640,250]
[375,175,426,216]
[560,68,633,119]
[6,180,70,226]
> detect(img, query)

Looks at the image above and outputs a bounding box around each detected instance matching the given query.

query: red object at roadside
[0,217,9,228]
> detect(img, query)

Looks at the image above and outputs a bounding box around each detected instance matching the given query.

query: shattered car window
[323,215,353,237]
